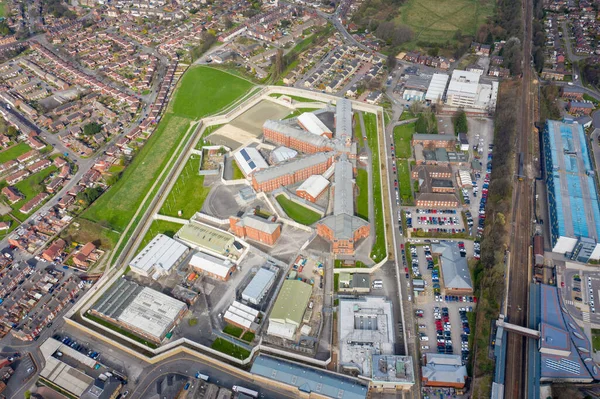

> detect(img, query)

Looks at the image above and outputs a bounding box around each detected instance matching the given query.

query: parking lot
[408,243,475,361]
[404,208,466,235]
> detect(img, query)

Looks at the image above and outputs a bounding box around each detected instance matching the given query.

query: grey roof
[242,267,276,302]
[352,273,371,289]
[405,75,431,91]
[92,278,142,319]
[251,355,368,399]
[320,214,369,240]
[570,101,594,108]
[413,133,456,142]
[253,152,334,183]
[333,157,354,216]
[264,119,330,149]
[432,242,473,290]
[238,213,280,234]
[422,353,467,385]
[335,98,353,139]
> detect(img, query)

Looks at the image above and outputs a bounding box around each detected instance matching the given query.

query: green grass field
[276,195,321,225]
[170,66,254,119]
[397,0,495,47]
[159,155,211,219]
[363,112,386,263]
[138,219,184,251]
[0,2,7,18]
[356,169,369,220]
[397,159,412,202]
[83,115,193,231]
[394,123,415,159]
[0,142,30,164]
[10,166,57,221]
[231,160,244,180]
[211,338,250,359]
[60,219,120,250]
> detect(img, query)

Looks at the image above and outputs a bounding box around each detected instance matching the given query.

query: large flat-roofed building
[338,297,409,383]
[267,279,312,340]
[316,156,370,255]
[242,267,276,305]
[176,221,241,258]
[296,174,330,202]
[229,211,282,245]
[90,279,187,344]
[445,69,498,111]
[234,147,269,177]
[421,353,468,389]
[251,355,369,399]
[543,119,600,262]
[529,284,600,383]
[189,252,236,281]
[251,152,335,192]
[129,234,189,279]
[431,242,473,295]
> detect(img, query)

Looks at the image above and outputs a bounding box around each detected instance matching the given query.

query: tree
[83,122,102,136]
[77,186,104,206]
[409,101,423,115]
[415,110,437,134]
[502,37,522,76]
[453,109,468,134]
[223,16,233,30]
[386,53,397,70]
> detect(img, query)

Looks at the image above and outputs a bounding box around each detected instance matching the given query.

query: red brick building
[295,175,330,202]
[411,134,456,149]
[316,214,370,255]
[415,193,459,208]
[252,152,334,192]
[229,212,282,246]
[567,101,594,115]
[263,120,332,154]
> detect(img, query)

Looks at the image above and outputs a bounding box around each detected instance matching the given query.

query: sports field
[397,0,494,46]
[170,66,254,119]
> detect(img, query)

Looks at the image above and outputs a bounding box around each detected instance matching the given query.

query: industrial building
[251,355,369,399]
[188,251,236,281]
[229,210,282,245]
[128,234,189,279]
[267,279,312,340]
[224,300,260,332]
[370,355,415,392]
[338,296,396,378]
[296,174,330,202]
[421,353,468,389]
[90,279,187,344]
[543,119,600,262]
[233,147,269,177]
[425,73,449,102]
[316,156,370,255]
[176,220,242,258]
[242,267,277,305]
[431,242,473,295]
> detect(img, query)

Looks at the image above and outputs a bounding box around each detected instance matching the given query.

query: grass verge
[211,338,250,360]
[356,169,369,220]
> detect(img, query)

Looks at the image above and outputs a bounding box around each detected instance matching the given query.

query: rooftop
[189,251,233,279]
[251,355,368,399]
[129,234,188,277]
[422,353,468,385]
[425,73,449,102]
[234,147,269,176]
[253,152,334,184]
[242,267,276,303]
[432,242,473,290]
[269,279,312,327]
[297,174,330,199]
[176,221,237,256]
[335,98,353,139]
[333,156,354,216]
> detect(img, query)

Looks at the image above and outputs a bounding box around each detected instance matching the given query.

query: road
[503,0,535,396]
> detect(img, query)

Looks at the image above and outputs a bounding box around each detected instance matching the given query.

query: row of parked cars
[477,148,493,238]
[459,309,471,363]
[53,334,101,360]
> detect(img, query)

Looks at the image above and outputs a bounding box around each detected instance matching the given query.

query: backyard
[0,142,31,164]
[363,112,386,263]
[276,195,321,225]
[10,166,58,221]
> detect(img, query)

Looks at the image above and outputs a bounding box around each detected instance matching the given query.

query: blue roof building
[543,119,600,262]
[251,355,368,399]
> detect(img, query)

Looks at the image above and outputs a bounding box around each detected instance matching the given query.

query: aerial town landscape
[0,0,596,398]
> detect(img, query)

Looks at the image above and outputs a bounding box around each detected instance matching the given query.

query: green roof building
[267,279,312,340]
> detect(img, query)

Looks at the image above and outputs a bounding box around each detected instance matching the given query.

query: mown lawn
[138,220,184,251]
[276,195,321,225]
[211,338,250,360]
[0,142,30,164]
[394,122,415,159]
[356,169,369,220]
[231,160,245,180]
[159,155,211,219]
[10,166,57,221]
[363,112,386,263]
[397,159,412,202]
[83,115,193,231]
[170,66,254,119]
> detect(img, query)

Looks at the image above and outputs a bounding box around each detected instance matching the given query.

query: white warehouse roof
[234,147,269,177]
[297,175,330,199]
[298,113,332,136]
[189,251,233,279]
[425,73,449,102]
[242,267,276,304]
[129,234,188,278]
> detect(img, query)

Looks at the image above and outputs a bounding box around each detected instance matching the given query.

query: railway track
[503,0,535,396]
